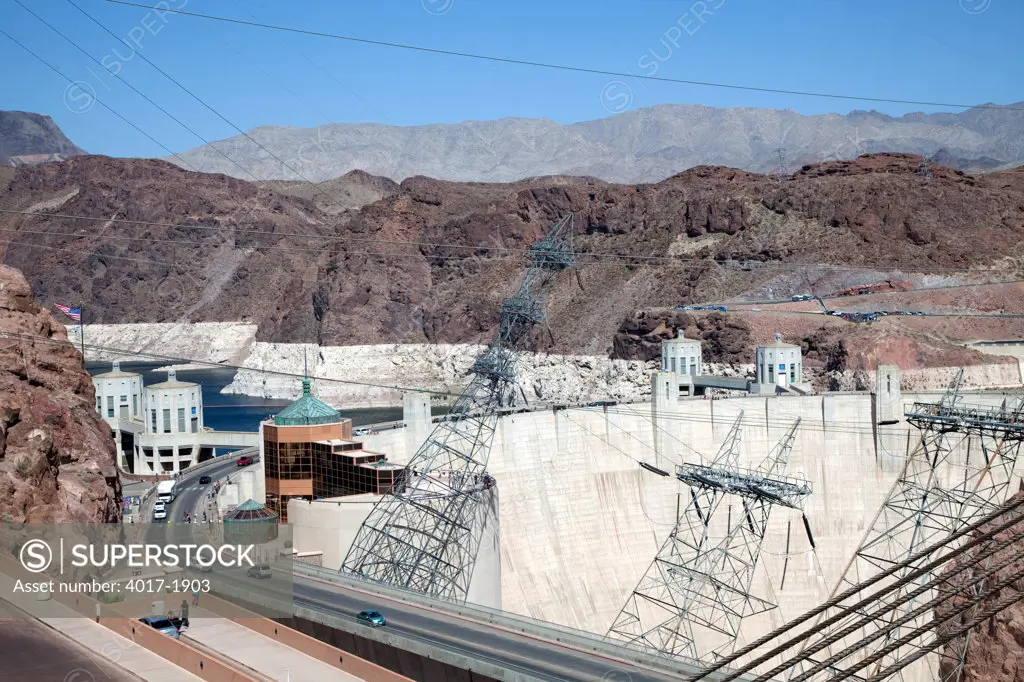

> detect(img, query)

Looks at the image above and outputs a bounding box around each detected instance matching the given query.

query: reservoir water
[85,362,441,434]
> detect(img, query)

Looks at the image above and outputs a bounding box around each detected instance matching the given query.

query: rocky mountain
[0,111,84,167]
[0,265,120,523]
[2,153,1023,371]
[167,102,1024,183]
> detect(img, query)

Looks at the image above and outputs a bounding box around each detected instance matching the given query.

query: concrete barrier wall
[99,616,261,682]
[234,616,415,682]
[283,613,503,682]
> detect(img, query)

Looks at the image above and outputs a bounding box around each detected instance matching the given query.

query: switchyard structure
[750,369,1024,682]
[341,214,578,602]
[607,411,808,664]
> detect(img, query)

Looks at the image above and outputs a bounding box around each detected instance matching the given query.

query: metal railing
[293,563,720,680]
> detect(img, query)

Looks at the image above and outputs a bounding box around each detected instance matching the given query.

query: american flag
[54,303,81,322]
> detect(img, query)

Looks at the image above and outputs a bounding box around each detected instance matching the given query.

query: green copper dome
[273,377,342,426]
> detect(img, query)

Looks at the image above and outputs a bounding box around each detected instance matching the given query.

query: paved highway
[0,601,137,681]
[164,455,714,682]
[293,576,691,682]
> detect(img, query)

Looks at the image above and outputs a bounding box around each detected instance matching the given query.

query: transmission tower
[774,146,788,180]
[785,369,1024,682]
[341,213,577,602]
[917,154,933,179]
[606,413,809,663]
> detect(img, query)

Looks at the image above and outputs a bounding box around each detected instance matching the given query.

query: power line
[13,0,266,190]
[63,0,349,214]
[0,27,199,172]
[0,329,463,398]
[105,0,1024,113]
[2,208,1015,275]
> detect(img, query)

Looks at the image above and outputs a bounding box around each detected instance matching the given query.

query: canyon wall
[2,267,120,522]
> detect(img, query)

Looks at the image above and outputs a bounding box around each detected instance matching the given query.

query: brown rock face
[0,265,120,522]
[934,491,1024,682]
[612,309,751,364]
[2,154,1024,359]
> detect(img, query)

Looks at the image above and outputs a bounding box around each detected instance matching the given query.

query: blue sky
[1,0,1021,157]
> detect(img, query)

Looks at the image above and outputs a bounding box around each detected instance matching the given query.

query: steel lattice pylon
[340,214,577,602]
[785,369,1024,682]
[606,412,809,663]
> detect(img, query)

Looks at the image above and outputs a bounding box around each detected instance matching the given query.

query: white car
[153,509,167,520]
[154,501,166,512]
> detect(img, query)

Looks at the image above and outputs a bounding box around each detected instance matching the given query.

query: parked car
[357,609,386,627]
[139,616,180,638]
[247,564,272,579]
[199,475,212,484]
[236,455,254,467]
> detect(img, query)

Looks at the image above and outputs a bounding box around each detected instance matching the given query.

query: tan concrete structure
[281,380,1021,679]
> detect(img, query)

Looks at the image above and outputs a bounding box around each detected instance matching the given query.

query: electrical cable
[8,205,1023,278]
[686,494,1024,681]
[825,563,1024,682]
[0,28,199,173]
[63,0,357,216]
[753,529,1024,682]
[104,0,1024,113]
[0,329,462,398]
[13,0,275,194]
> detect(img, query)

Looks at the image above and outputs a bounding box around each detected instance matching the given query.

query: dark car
[357,609,386,627]
[199,475,212,484]
[236,455,254,467]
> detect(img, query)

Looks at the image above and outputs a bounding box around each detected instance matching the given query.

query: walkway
[184,608,365,681]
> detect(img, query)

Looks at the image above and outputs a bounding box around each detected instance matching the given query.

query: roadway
[160,458,709,682]
[0,601,138,681]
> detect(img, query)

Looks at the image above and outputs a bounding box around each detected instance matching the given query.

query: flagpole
[79,301,85,363]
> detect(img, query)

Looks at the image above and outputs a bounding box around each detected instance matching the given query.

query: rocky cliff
[3,154,1024,367]
[0,266,120,523]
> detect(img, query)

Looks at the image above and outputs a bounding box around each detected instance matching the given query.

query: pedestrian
[192,587,200,606]
[180,599,190,628]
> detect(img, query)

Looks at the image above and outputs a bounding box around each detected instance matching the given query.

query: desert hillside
[1,153,1023,370]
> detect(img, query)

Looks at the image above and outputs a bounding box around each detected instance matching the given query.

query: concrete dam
[283,366,1022,680]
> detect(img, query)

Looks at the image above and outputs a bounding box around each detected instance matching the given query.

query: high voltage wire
[60,0,352,215]
[13,0,267,191]
[5,329,1017,441]
[0,28,199,173]
[4,209,1020,278]
[105,0,1024,113]
[0,330,463,398]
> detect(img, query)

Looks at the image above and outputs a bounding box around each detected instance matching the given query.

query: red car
[236,455,254,467]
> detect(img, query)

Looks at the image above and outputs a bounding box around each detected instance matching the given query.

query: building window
[162,409,171,434]
[106,395,114,418]
[96,396,102,412]
[177,408,186,433]
[191,417,198,433]
[768,364,774,383]
[690,361,696,376]
[151,409,157,432]
[671,357,677,373]
[790,365,796,383]
[887,375,891,394]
